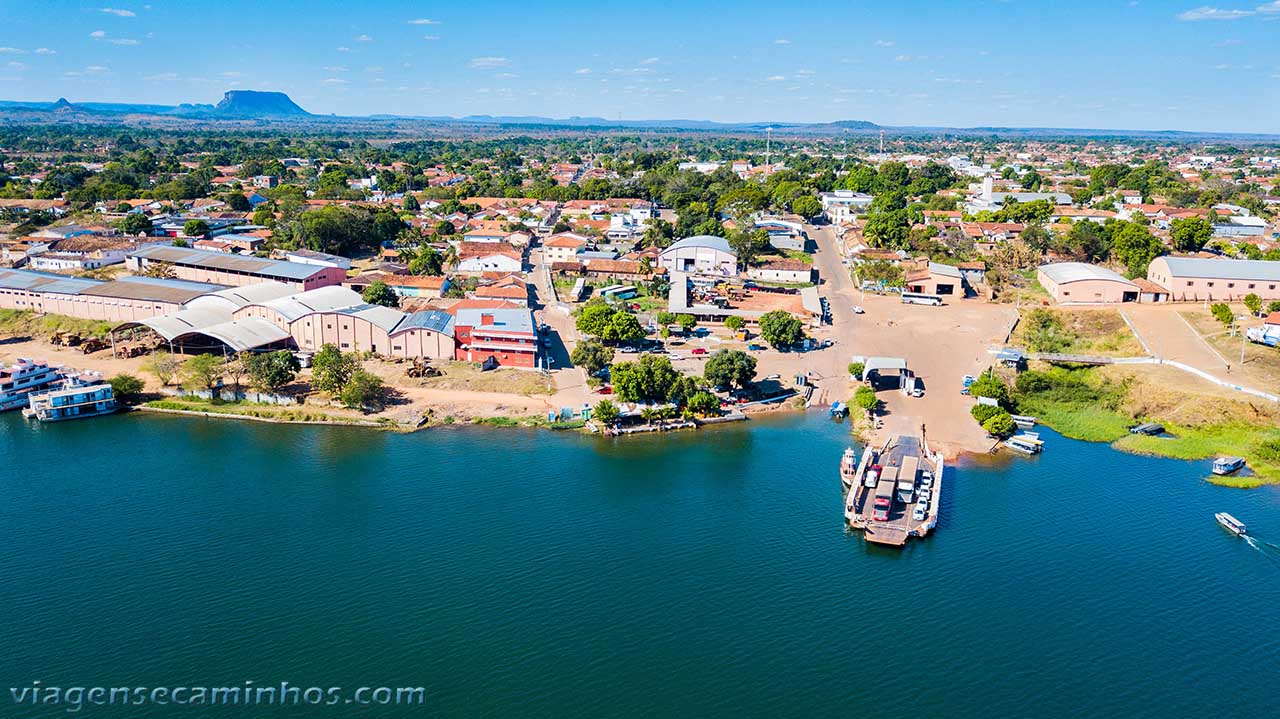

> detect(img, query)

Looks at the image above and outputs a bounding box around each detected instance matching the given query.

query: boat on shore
[1004,432,1044,455]
[0,359,66,411]
[1214,512,1247,537]
[1130,422,1164,436]
[23,371,117,422]
[1212,456,1246,476]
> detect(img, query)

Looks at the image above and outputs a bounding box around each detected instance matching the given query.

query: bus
[901,291,943,306]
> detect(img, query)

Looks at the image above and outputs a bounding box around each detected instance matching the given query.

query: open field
[1010,307,1144,357]
[403,360,554,396]
[1179,306,1280,390]
[143,397,384,425]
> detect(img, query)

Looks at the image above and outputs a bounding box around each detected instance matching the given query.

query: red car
[597,386,613,394]
[691,347,708,355]
[872,508,890,522]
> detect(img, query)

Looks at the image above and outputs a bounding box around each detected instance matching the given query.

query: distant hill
[210,91,309,117]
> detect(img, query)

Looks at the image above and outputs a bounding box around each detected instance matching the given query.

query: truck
[897,456,919,504]
[872,466,898,521]
[1246,325,1280,347]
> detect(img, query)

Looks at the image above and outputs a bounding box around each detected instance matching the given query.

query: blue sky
[0,1,1278,132]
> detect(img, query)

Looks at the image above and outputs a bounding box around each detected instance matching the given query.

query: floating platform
[842,434,944,547]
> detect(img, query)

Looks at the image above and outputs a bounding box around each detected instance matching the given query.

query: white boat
[1212,456,1246,476]
[1214,512,1247,536]
[1004,432,1044,455]
[23,371,117,422]
[0,358,65,411]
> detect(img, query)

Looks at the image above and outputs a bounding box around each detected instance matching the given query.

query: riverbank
[1010,363,1280,487]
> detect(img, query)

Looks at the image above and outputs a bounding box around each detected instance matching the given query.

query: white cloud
[894,54,912,61]
[1257,0,1280,12]
[766,75,787,81]
[108,38,140,45]
[7,61,27,70]
[100,7,136,17]
[84,65,110,74]
[573,67,591,74]
[365,66,383,73]
[144,71,178,81]
[407,18,441,24]
[89,30,107,38]
[1176,6,1254,20]
[221,70,242,77]
[1213,63,1233,69]
[34,47,56,55]
[0,47,26,54]
[336,46,350,52]
[324,65,348,72]
[773,39,791,45]
[874,39,895,47]
[468,56,508,69]
[423,34,440,41]
[638,56,660,64]
[355,34,372,42]
[322,77,349,85]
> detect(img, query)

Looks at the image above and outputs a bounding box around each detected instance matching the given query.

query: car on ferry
[918,488,932,502]
[912,507,927,522]
[872,496,891,522]
[921,470,934,488]
[863,465,881,488]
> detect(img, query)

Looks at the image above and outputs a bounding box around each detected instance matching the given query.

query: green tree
[182,219,210,238]
[968,374,1010,406]
[244,350,300,393]
[576,302,617,336]
[593,398,621,425]
[181,353,225,392]
[143,350,179,386]
[1210,302,1234,328]
[570,339,615,374]
[1109,221,1164,278]
[1170,216,1214,253]
[791,194,821,218]
[758,310,805,348]
[982,410,1017,437]
[362,280,400,308]
[339,369,385,411]
[676,314,698,333]
[311,344,357,396]
[853,385,879,413]
[970,403,1002,424]
[1243,293,1263,316]
[602,312,646,343]
[403,194,420,211]
[703,349,757,390]
[114,213,153,236]
[848,362,865,380]
[610,354,681,403]
[107,373,145,402]
[724,315,745,332]
[1268,300,1280,314]
[408,247,443,276]
[655,311,677,327]
[686,390,721,416]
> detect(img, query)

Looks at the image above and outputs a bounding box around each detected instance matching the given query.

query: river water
[1,411,1277,718]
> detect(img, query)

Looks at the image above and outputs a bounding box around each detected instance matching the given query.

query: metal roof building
[127,245,347,290]
[1037,262,1139,304]
[1147,256,1280,302]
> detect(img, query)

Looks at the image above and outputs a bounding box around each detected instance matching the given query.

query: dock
[841,433,944,547]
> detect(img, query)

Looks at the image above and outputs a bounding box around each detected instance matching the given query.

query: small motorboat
[1212,456,1246,476]
[1215,512,1247,537]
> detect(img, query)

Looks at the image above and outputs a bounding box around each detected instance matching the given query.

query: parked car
[747,343,765,351]
[863,466,880,488]
[911,387,924,398]
[762,374,781,381]
[918,488,932,502]
[853,306,865,314]
[669,339,686,346]
[921,470,933,488]
[691,347,708,355]
[666,352,683,360]
[820,339,834,348]
[596,386,613,394]
[912,507,927,522]
[618,346,639,354]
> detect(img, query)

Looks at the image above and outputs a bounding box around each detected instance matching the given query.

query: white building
[657,235,737,277]
[819,190,874,224]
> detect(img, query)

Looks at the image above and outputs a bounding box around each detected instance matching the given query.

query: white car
[912,507,927,521]
[853,306,865,314]
[921,471,933,488]
[918,488,932,502]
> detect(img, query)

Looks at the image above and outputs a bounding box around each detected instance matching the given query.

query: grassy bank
[0,309,115,340]
[1010,308,1143,357]
[1011,364,1280,486]
[143,397,387,426]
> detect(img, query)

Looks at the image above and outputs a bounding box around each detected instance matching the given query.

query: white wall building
[657,235,737,277]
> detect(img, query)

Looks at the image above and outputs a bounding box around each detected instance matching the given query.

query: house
[27,235,135,271]
[1264,312,1280,328]
[582,259,662,283]
[965,176,1072,213]
[283,248,353,271]
[657,235,737,277]
[473,275,529,306]
[455,242,524,275]
[904,262,966,297]
[1038,262,1139,304]
[380,275,450,299]
[543,233,590,264]
[1146,257,1280,302]
[452,307,539,368]
[819,190,874,224]
[747,259,815,285]
[126,245,346,291]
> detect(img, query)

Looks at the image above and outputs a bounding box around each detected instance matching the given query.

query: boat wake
[1243,535,1280,566]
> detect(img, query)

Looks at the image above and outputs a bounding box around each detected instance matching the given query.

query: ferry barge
[23,371,117,422]
[0,359,65,411]
[841,434,944,547]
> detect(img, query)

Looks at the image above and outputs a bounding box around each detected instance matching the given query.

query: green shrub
[970,403,1002,423]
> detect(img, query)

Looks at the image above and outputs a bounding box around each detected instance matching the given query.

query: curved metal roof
[1038,262,1136,287]
[171,317,291,352]
[244,285,363,322]
[663,235,734,255]
[183,281,295,311]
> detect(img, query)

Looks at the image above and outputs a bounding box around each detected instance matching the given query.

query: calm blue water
[1,411,1277,718]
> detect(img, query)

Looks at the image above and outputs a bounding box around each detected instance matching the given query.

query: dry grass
[1179,307,1280,389]
[415,361,553,395]
[1011,308,1144,357]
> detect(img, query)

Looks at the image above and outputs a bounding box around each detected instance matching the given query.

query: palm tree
[442,243,459,269]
